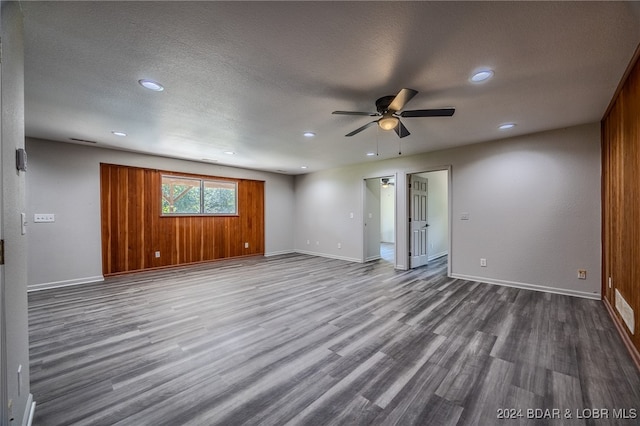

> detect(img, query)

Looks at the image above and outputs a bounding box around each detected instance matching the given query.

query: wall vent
[615,289,635,334]
[69,137,97,144]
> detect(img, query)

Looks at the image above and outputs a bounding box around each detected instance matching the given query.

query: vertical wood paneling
[100,164,265,275]
[602,48,640,364]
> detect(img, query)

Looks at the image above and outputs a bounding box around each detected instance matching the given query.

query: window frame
[161,174,238,217]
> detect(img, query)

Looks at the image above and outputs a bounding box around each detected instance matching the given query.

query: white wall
[380,182,395,243]
[364,179,381,261]
[1,2,32,424]
[25,138,295,289]
[294,123,602,299]
[293,165,367,262]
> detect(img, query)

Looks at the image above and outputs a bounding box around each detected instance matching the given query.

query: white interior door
[410,175,429,268]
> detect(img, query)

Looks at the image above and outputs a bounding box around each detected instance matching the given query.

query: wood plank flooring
[28,254,640,425]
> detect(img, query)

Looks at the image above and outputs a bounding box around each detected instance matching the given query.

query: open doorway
[407,169,449,270]
[364,176,396,264]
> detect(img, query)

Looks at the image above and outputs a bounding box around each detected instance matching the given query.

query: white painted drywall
[294,123,602,298]
[364,179,381,261]
[380,182,395,243]
[293,165,366,262]
[25,138,295,288]
[1,2,31,424]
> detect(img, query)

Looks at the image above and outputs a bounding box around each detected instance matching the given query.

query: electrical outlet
[480,258,487,267]
[337,242,341,249]
[155,251,160,258]
[306,240,310,245]
[244,242,249,248]
[578,269,587,280]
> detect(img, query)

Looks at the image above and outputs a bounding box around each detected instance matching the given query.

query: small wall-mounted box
[16,148,27,172]
[34,214,55,223]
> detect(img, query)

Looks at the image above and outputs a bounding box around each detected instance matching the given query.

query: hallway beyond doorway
[381,242,394,263]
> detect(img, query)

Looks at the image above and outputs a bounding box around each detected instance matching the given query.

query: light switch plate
[34,213,55,223]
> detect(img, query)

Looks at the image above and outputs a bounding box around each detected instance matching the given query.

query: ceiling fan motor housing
[376,95,396,113]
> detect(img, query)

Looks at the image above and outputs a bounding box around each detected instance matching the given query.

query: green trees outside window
[162,175,237,215]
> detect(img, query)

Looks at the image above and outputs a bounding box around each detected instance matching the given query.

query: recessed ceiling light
[111,131,127,137]
[138,79,164,91]
[201,158,218,162]
[366,152,376,156]
[498,123,516,130]
[224,151,235,155]
[303,132,316,137]
[470,69,494,83]
[300,166,308,169]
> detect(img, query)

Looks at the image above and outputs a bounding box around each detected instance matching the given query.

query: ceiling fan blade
[332,111,378,116]
[400,108,455,118]
[388,88,418,112]
[345,120,378,137]
[394,120,410,138]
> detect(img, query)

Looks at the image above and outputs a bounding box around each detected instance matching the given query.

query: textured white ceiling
[21,1,640,174]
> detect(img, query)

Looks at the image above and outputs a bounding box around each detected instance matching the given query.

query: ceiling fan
[332,88,455,138]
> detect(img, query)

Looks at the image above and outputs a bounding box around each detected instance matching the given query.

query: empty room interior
[2,1,640,425]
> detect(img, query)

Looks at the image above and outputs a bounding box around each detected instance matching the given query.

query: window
[203,180,237,214]
[161,175,237,215]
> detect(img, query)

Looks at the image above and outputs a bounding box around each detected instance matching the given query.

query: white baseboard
[450,273,601,300]
[295,249,361,263]
[428,251,448,261]
[264,249,295,257]
[28,275,104,292]
[22,394,35,426]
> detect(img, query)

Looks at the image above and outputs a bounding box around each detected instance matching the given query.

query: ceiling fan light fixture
[378,115,399,131]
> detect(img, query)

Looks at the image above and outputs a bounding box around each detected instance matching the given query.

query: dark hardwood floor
[28,254,640,425]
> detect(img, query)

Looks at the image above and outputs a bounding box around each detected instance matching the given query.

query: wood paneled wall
[602,47,640,367]
[100,163,264,275]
